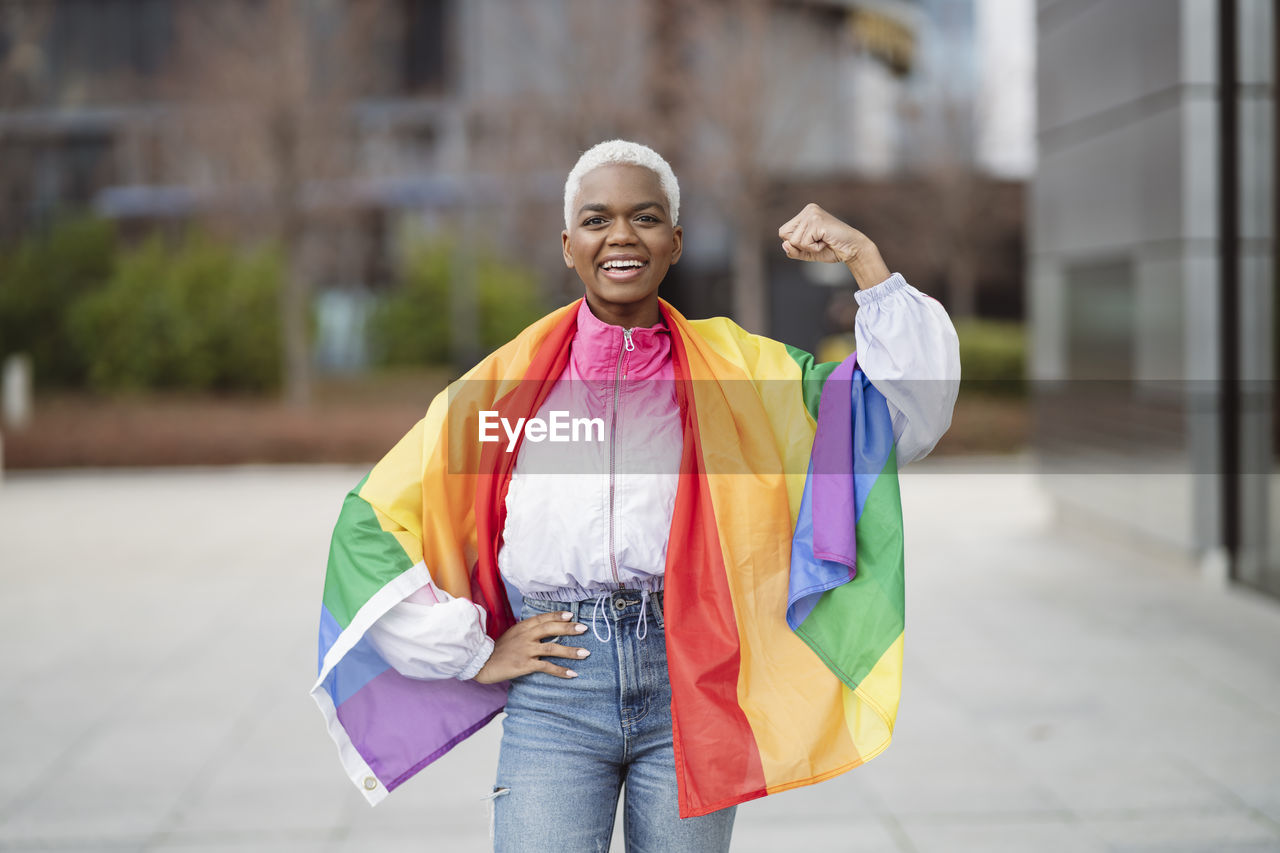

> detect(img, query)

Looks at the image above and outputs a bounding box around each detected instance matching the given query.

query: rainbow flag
[312,298,904,817]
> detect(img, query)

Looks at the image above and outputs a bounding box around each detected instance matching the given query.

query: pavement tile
[858,770,1065,818]
[1104,846,1280,853]
[1079,809,1280,850]
[0,786,173,846]
[145,834,339,853]
[1036,761,1233,814]
[898,816,1109,853]
[0,840,147,845]
[728,817,903,853]
[336,825,486,853]
[852,722,1068,818]
[157,785,351,839]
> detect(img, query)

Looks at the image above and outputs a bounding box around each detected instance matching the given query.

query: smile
[599,259,649,281]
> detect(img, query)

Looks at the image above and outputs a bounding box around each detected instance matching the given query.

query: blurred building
[1030,0,1278,596]
[0,0,1024,358]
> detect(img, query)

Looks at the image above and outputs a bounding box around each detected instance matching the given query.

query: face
[562,163,682,325]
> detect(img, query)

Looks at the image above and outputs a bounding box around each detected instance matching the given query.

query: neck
[583,293,662,329]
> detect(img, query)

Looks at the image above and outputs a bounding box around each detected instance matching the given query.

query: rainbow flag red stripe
[311,298,904,816]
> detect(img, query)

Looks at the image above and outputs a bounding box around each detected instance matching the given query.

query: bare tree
[152,0,386,405]
[904,14,1016,322]
[679,0,775,334]
[910,95,992,320]
[0,3,56,244]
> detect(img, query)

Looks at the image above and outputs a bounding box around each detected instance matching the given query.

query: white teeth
[602,260,645,269]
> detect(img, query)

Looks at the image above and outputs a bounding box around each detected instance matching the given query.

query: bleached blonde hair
[563,139,680,230]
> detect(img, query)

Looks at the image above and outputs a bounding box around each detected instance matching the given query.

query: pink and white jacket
[365,273,960,680]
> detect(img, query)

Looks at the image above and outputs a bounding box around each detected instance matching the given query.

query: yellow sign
[850,8,916,76]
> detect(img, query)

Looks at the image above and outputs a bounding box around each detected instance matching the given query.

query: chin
[598,287,658,306]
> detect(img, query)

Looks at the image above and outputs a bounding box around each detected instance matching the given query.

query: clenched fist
[778,203,890,290]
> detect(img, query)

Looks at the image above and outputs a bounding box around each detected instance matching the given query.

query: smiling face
[561,163,683,328]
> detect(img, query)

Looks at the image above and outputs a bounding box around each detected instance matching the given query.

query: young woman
[313,140,960,852]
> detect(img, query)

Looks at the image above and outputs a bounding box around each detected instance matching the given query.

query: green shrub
[370,242,451,365]
[954,319,1026,396]
[70,233,283,392]
[370,239,545,367]
[0,216,117,387]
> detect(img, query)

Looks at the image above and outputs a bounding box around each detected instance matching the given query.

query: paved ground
[0,460,1277,852]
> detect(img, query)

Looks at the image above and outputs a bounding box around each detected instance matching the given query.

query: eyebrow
[577,201,666,216]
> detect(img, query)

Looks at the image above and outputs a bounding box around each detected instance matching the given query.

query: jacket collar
[570,298,671,382]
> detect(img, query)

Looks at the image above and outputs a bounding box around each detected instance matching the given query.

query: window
[401,0,449,94]
[46,0,175,102]
[1066,258,1133,381]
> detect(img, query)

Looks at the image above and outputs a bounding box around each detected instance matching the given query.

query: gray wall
[1031,0,1278,588]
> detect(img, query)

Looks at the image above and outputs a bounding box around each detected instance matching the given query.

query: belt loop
[651,590,665,629]
[569,599,580,624]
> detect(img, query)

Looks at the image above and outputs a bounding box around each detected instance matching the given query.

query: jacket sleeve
[363,581,495,681]
[853,273,961,465]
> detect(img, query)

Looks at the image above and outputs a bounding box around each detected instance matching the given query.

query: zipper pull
[623,328,635,352]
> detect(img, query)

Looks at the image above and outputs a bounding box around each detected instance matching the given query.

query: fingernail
[566,669,578,678]
[574,623,588,633]
[561,612,572,620]
[577,648,590,658]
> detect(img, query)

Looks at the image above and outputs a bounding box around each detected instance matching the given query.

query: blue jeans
[491,590,737,852]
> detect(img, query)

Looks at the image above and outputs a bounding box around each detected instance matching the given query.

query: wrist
[843,240,890,291]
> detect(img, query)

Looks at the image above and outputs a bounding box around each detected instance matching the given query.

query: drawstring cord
[591,592,612,642]
[636,590,650,640]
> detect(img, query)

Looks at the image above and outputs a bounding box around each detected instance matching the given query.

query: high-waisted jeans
[490,590,737,853]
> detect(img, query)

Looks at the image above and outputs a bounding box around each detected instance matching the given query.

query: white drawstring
[635,590,650,640]
[591,592,612,642]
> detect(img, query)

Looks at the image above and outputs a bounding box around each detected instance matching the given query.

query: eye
[637,214,660,223]
[583,216,607,226]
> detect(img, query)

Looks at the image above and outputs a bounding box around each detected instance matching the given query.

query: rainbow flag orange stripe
[311,298,904,816]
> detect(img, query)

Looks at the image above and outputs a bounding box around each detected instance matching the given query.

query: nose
[606,218,638,245]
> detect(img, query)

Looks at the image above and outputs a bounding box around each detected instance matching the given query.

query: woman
[312,140,959,851]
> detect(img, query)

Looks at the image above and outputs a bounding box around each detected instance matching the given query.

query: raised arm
[779,204,960,465]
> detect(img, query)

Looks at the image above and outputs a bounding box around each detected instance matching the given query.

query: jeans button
[615,598,627,610]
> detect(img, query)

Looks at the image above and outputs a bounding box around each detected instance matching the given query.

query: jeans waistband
[522,576,665,603]
[522,588,665,637]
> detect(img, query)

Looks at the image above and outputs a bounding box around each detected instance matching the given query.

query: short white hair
[563,139,680,230]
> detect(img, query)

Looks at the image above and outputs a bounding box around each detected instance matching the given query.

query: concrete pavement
[0,460,1277,852]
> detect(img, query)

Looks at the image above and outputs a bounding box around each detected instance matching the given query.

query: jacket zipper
[608,328,635,586]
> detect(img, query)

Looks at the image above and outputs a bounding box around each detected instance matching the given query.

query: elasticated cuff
[853,272,907,306]
[456,635,495,681]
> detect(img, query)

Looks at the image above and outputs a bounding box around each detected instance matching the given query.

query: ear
[561,230,574,268]
[669,225,683,266]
